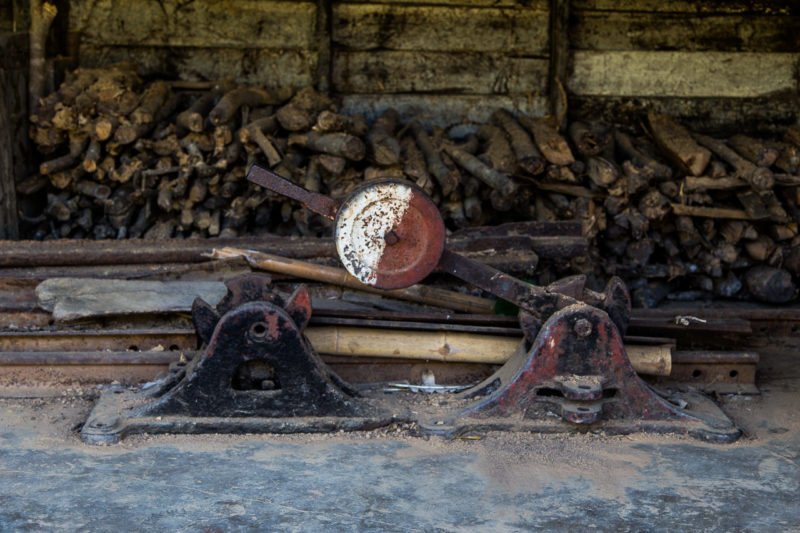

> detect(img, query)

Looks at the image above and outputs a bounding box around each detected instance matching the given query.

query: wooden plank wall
[331,0,551,125]
[68,0,323,89]
[43,0,800,131]
[569,0,800,133]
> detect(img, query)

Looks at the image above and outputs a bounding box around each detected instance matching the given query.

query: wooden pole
[305,326,673,377]
[0,78,19,239]
[211,247,496,314]
[548,0,570,127]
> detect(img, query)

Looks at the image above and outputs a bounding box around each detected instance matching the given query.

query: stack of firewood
[19,63,800,304]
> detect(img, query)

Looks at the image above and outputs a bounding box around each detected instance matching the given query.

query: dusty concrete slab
[0,385,798,532]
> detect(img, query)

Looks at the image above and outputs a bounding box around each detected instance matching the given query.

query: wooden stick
[28,1,58,116]
[210,247,495,314]
[443,145,517,197]
[288,131,365,161]
[410,122,458,195]
[306,326,671,376]
[670,203,753,220]
[683,176,748,192]
[694,133,774,191]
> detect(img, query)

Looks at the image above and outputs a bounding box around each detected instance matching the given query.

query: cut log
[647,113,710,176]
[613,129,672,180]
[443,146,518,197]
[729,134,779,168]
[491,109,545,175]
[745,266,796,304]
[670,204,753,220]
[410,122,458,196]
[209,86,294,125]
[568,121,602,157]
[275,87,332,132]
[517,115,575,166]
[367,108,401,166]
[694,133,774,192]
[288,131,365,161]
[477,124,516,174]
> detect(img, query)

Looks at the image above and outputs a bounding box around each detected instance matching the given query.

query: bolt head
[384,230,400,246]
[574,318,592,337]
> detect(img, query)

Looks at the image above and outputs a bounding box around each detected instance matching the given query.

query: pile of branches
[19,62,800,304]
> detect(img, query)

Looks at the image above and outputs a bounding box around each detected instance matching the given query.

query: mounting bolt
[574,318,592,337]
[384,230,400,246]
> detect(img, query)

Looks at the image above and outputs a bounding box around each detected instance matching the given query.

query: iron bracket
[82,275,397,445]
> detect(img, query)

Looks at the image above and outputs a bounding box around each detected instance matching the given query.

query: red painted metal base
[420,304,741,443]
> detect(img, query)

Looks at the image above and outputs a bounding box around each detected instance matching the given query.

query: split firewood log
[367,109,401,166]
[400,136,433,194]
[477,124,516,174]
[443,145,517,197]
[694,133,774,192]
[275,87,332,132]
[209,86,294,126]
[568,121,602,158]
[517,115,575,166]
[39,132,89,175]
[491,109,545,175]
[288,131,365,161]
[647,112,710,177]
[410,122,458,196]
[614,129,672,180]
[729,134,779,168]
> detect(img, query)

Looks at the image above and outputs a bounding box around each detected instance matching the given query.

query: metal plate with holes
[335,181,445,289]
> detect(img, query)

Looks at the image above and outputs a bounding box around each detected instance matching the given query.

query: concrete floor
[1,379,798,532]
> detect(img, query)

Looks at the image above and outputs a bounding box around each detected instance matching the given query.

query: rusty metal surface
[0,329,196,352]
[334,180,446,289]
[81,276,396,444]
[419,304,740,443]
[247,164,339,219]
[664,350,760,394]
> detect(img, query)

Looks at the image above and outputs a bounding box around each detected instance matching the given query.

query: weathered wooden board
[70,0,318,49]
[36,278,228,321]
[570,51,799,98]
[79,46,318,87]
[572,13,800,52]
[339,94,548,128]
[333,52,547,94]
[569,94,800,135]
[338,0,547,6]
[332,3,549,53]
[572,0,798,14]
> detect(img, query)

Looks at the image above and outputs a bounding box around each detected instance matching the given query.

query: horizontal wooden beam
[333,52,547,94]
[339,94,548,127]
[572,0,798,14]
[71,0,317,49]
[333,3,548,53]
[571,51,799,98]
[79,45,318,88]
[572,12,800,53]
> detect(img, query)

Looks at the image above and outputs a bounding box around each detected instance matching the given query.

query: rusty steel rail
[0,329,197,352]
[0,325,759,393]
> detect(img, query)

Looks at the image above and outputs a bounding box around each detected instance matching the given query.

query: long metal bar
[247,165,339,219]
